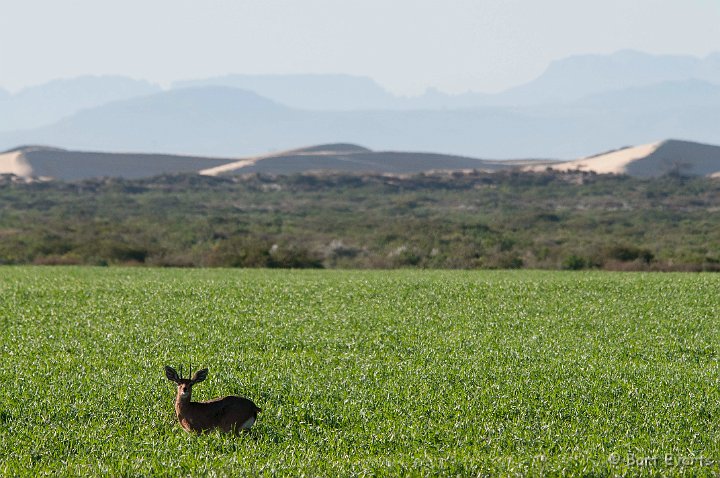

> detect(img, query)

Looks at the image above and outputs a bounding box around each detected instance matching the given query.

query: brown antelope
[164,365,261,433]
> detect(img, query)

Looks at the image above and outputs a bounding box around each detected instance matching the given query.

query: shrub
[606,245,654,264]
[562,255,587,270]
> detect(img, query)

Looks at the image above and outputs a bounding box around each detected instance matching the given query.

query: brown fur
[165,366,261,434]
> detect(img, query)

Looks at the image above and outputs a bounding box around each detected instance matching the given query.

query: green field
[2,267,720,476]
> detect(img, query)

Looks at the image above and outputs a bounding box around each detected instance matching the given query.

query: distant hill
[170,51,720,109]
[0,145,231,181]
[484,50,720,106]
[4,139,720,181]
[0,76,161,132]
[0,143,556,181]
[199,143,523,176]
[0,87,304,157]
[2,51,720,157]
[8,140,720,181]
[570,79,720,112]
[2,83,720,158]
[0,86,558,157]
[526,139,720,177]
[0,141,533,181]
[173,74,397,110]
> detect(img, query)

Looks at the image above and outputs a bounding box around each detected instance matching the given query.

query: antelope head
[165,365,208,401]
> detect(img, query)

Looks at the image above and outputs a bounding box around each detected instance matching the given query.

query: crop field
[1,267,720,476]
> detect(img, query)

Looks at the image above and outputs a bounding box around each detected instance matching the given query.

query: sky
[1,0,719,95]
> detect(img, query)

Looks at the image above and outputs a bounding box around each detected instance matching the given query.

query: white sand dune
[525,139,720,177]
[1,146,232,181]
[199,144,371,176]
[524,142,662,174]
[4,140,720,180]
[199,158,260,176]
[0,150,33,177]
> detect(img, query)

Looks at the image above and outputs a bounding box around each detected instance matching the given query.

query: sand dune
[525,139,720,177]
[1,146,232,181]
[525,142,662,174]
[0,148,38,178]
[199,144,367,176]
[4,139,720,180]
[202,143,512,176]
[199,159,259,176]
[2,143,508,180]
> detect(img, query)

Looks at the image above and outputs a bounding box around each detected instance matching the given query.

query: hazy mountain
[0,50,718,136]
[392,51,720,108]
[486,50,720,106]
[0,87,301,156]
[3,81,720,158]
[171,51,720,110]
[0,76,161,131]
[4,50,720,158]
[0,87,567,157]
[570,79,720,112]
[173,74,397,110]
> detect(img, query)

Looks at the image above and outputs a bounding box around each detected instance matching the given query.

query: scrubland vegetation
[1,170,719,270]
[1,268,720,475]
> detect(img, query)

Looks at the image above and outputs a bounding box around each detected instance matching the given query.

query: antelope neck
[176,389,192,408]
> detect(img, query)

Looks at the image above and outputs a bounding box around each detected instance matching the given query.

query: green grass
[1,267,720,476]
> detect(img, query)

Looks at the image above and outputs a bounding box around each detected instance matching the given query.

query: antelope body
[164,366,261,434]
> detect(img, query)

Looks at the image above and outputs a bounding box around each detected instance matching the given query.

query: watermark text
[608,453,717,468]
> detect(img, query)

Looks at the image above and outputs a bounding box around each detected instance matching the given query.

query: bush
[562,255,587,270]
[206,238,323,269]
[268,244,324,269]
[606,245,654,264]
[205,237,272,268]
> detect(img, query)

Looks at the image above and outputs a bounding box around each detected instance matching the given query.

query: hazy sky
[1,0,719,94]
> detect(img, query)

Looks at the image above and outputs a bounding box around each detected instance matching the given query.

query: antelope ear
[191,368,208,383]
[165,366,181,383]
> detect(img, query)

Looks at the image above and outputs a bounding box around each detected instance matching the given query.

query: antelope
[164,365,261,433]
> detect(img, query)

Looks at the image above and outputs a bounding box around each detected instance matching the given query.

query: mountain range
[1,51,720,159]
[0,76,160,132]
[173,50,720,109]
